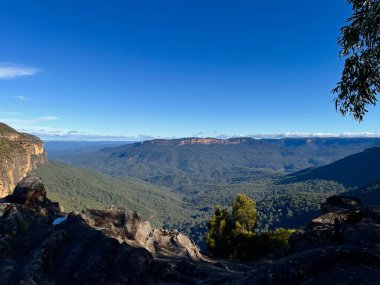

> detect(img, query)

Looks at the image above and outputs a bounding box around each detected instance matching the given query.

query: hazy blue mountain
[46,137,380,188]
[284,147,380,188]
[44,141,134,160]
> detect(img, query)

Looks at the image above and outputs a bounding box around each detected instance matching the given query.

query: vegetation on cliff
[0,123,18,134]
[32,161,192,227]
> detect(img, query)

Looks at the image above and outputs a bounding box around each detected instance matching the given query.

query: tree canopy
[206,193,294,261]
[333,0,380,121]
[231,193,257,234]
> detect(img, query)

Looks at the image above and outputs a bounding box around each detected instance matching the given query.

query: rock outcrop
[79,208,203,260]
[0,123,46,197]
[0,177,247,284]
[235,195,380,284]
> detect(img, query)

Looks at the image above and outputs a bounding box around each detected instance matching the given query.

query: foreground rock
[79,208,203,260]
[0,177,247,284]
[235,195,380,284]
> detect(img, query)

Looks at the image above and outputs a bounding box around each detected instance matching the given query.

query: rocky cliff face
[140,137,257,146]
[0,123,46,197]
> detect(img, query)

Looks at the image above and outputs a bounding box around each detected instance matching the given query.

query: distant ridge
[120,136,380,148]
[86,137,380,182]
[138,137,258,146]
[284,147,380,188]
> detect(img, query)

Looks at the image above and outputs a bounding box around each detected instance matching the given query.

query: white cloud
[27,129,153,141]
[2,116,380,141]
[0,117,149,141]
[234,132,380,139]
[0,116,59,138]
[14,95,30,101]
[197,132,380,139]
[41,131,380,142]
[38,116,59,122]
[0,63,39,79]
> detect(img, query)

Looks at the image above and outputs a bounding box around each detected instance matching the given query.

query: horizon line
[39,132,380,142]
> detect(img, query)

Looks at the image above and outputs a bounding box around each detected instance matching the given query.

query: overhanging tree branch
[333,0,380,121]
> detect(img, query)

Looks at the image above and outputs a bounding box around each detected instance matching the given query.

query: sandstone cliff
[0,123,46,197]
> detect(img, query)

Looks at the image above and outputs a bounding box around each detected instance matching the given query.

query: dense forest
[34,159,348,248]
[32,161,192,228]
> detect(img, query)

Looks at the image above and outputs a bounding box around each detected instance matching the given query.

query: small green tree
[206,194,257,257]
[206,194,295,261]
[205,206,232,257]
[231,193,257,235]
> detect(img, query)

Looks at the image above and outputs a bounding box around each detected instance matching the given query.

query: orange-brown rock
[0,123,47,197]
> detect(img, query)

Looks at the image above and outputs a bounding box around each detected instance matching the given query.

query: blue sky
[1,0,379,140]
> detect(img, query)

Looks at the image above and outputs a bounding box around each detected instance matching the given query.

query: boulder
[79,207,203,260]
[0,178,161,284]
[321,195,362,214]
[1,176,60,222]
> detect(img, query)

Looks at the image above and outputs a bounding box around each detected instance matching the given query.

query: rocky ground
[0,177,379,284]
[236,195,380,284]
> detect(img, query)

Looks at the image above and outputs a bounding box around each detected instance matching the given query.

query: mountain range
[46,137,380,185]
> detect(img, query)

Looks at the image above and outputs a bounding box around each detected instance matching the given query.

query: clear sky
[1,0,379,140]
